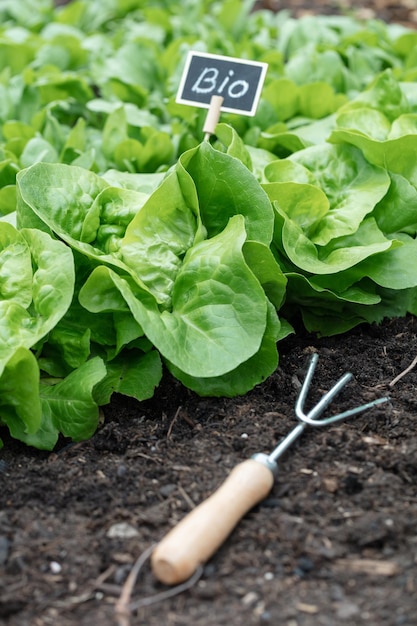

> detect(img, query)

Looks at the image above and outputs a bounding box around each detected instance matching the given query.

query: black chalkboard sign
[176,51,268,116]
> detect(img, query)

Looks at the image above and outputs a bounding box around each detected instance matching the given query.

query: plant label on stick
[176,51,268,116]
[176,51,268,139]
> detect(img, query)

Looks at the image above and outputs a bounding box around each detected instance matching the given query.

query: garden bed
[1,1,417,625]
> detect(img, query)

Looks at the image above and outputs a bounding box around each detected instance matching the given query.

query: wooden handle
[151,459,274,585]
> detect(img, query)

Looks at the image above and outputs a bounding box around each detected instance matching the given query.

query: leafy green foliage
[1,0,417,448]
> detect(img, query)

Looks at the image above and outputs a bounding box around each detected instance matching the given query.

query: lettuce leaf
[0,223,75,377]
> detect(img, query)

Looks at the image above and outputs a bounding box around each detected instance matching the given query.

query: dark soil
[1,314,416,626]
[254,0,417,27]
[1,2,417,626]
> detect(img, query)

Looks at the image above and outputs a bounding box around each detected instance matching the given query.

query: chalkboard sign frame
[176,51,268,116]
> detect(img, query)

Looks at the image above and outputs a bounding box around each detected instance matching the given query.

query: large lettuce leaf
[0,223,75,377]
[79,216,269,378]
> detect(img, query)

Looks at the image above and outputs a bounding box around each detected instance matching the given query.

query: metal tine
[267,353,390,464]
[295,353,352,423]
[295,353,390,427]
[267,353,342,463]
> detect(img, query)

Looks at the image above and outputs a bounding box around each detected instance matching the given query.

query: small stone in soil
[107,522,139,539]
[294,555,314,576]
[159,483,177,497]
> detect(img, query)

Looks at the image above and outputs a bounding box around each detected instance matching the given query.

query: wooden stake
[203,95,224,141]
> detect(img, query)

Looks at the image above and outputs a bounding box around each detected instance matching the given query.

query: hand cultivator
[150,352,389,586]
[115,353,389,623]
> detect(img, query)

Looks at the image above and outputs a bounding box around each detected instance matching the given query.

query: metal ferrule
[251,452,278,479]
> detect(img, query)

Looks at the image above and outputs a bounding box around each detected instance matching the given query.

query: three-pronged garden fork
[150,352,390,586]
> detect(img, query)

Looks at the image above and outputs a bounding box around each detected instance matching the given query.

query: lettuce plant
[16,140,287,398]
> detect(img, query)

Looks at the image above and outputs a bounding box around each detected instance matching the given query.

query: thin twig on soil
[167,406,182,438]
[114,544,202,626]
[48,565,117,610]
[115,545,156,626]
[389,354,417,386]
[335,558,400,576]
[177,484,196,509]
